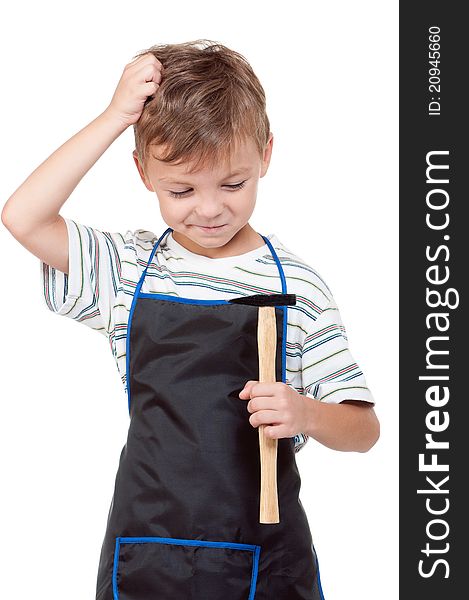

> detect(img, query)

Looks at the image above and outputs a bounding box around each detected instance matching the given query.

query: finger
[127,54,149,69]
[141,81,159,99]
[262,424,288,440]
[246,381,281,398]
[138,63,163,85]
[246,396,281,413]
[238,380,258,398]
[130,53,163,69]
[249,409,282,428]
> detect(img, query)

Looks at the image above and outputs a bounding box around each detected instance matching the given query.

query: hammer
[228,292,297,524]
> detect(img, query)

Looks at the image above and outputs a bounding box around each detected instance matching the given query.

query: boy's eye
[168,180,247,199]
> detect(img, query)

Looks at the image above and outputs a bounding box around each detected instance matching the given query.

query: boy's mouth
[195,224,226,232]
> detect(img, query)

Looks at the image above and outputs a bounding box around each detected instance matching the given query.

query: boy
[2,39,379,600]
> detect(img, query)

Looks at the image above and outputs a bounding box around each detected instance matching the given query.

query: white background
[0,1,398,598]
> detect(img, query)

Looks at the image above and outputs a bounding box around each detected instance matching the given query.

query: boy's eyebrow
[158,167,251,184]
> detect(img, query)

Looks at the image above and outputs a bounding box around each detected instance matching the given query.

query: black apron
[95,227,325,600]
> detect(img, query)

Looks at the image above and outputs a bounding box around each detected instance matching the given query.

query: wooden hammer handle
[257,305,280,524]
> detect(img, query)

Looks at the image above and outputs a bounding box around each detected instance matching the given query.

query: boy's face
[133,134,273,258]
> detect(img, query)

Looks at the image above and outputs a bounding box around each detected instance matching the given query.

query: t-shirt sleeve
[40,216,128,338]
[302,296,375,405]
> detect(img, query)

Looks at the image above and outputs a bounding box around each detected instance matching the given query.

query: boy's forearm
[302,395,380,453]
[2,109,127,234]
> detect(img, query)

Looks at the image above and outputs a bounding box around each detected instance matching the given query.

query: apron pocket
[113,535,261,600]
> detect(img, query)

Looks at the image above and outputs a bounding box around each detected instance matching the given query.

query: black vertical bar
[400,2,467,597]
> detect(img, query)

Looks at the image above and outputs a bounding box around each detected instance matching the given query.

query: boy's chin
[189,231,232,248]
[174,226,231,246]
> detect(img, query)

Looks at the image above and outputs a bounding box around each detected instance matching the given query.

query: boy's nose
[194,196,224,219]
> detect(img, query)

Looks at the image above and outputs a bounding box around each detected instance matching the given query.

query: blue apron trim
[261,234,288,385]
[126,227,289,410]
[125,228,173,413]
[112,535,262,600]
[138,292,230,305]
[314,546,326,600]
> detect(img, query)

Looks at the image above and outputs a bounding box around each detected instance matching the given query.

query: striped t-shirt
[40,217,375,453]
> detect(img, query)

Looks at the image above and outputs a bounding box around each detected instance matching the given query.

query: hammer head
[227,293,296,307]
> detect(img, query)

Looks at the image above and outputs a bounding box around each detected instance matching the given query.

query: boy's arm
[1,53,162,273]
[299,294,379,452]
[2,112,127,273]
[302,397,380,453]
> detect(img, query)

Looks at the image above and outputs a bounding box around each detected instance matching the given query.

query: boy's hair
[131,39,271,175]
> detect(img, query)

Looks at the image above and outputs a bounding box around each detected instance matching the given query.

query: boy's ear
[133,150,155,192]
[260,132,274,178]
